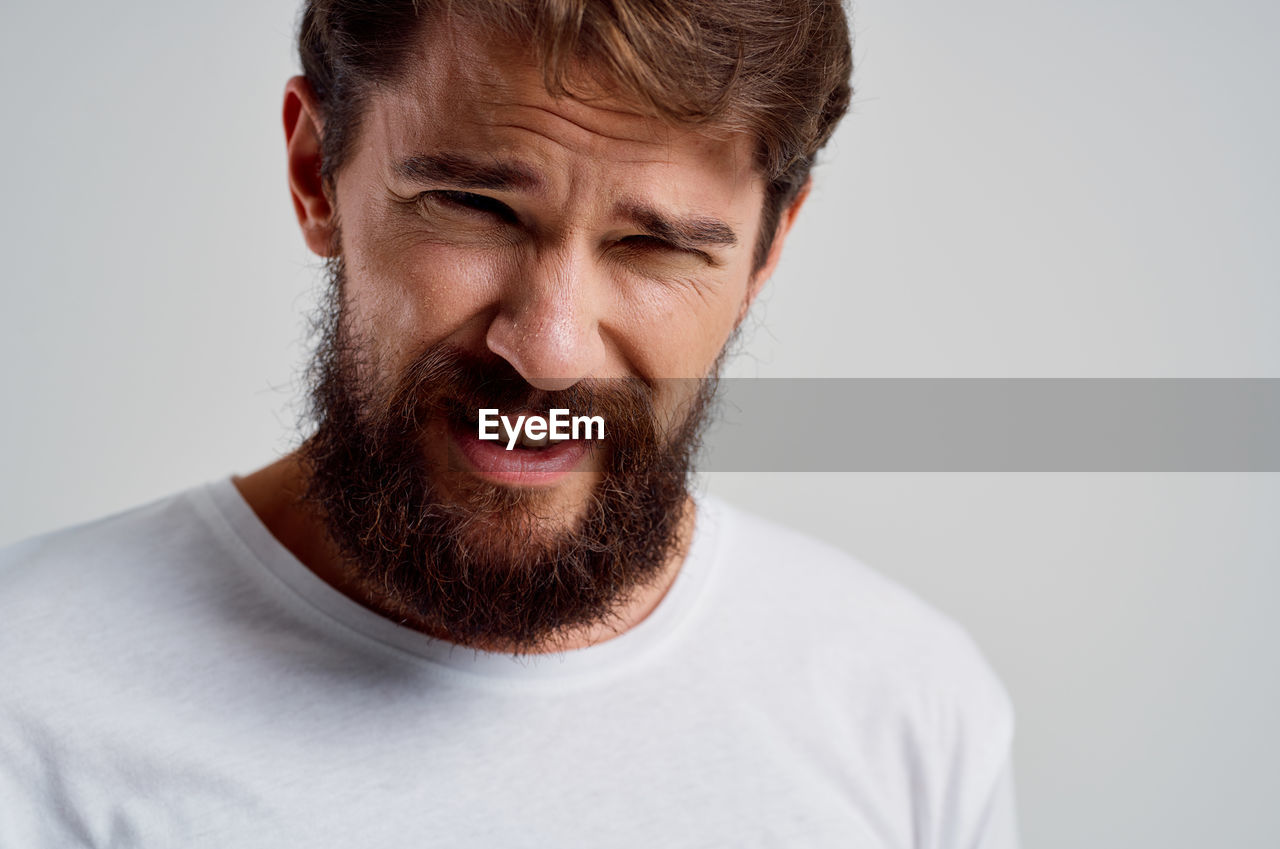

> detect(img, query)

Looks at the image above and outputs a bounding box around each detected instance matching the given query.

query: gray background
[2,1,1277,846]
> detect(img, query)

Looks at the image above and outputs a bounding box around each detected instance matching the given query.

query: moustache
[370,345,667,458]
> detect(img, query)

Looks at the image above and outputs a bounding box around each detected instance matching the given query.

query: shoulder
[697,496,1017,841]
[699,493,1014,736]
[0,482,255,693]
[0,484,223,605]
[0,485,251,841]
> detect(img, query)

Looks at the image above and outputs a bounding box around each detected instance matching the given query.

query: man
[0,1,1018,846]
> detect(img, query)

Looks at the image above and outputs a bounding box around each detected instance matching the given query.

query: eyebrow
[392,153,542,192]
[618,202,740,251]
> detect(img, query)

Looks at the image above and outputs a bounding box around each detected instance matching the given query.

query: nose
[485,245,607,392]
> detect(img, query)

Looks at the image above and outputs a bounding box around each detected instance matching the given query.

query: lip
[449,417,593,487]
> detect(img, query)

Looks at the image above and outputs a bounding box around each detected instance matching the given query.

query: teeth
[485,411,576,450]
[500,420,518,444]
[500,419,551,450]
[518,432,551,449]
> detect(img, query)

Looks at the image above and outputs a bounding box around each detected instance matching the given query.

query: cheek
[344,227,515,363]
[606,268,752,379]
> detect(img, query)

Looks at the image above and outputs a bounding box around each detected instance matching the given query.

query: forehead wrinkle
[456,40,667,138]
[519,102,671,147]
[472,103,675,163]
[479,120,668,173]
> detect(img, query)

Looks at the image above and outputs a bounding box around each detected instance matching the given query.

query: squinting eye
[617,235,711,265]
[619,235,677,252]
[422,190,519,224]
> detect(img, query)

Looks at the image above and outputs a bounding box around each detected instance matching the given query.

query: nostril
[484,313,604,393]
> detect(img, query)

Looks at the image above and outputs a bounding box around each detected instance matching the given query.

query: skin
[236,15,808,653]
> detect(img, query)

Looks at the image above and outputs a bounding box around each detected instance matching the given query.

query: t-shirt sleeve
[929,627,1019,849]
[969,759,1020,849]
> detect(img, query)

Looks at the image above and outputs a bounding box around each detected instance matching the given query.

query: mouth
[447,408,594,487]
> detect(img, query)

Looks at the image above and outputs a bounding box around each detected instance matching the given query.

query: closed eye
[421,190,519,225]
[619,235,672,250]
[617,234,711,263]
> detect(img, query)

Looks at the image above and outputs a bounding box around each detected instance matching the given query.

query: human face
[288,16,779,523]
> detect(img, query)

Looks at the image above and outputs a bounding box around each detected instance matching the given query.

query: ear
[283,76,338,257]
[741,179,811,320]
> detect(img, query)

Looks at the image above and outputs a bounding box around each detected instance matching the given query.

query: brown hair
[298,0,853,268]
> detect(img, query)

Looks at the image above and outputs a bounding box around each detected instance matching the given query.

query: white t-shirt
[0,479,1018,848]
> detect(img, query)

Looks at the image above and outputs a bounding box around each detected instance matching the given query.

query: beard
[298,254,721,653]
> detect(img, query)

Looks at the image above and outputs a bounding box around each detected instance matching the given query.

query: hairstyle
[298,0,853,268]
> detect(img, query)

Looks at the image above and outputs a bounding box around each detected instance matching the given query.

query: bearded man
[0,1,1018,845]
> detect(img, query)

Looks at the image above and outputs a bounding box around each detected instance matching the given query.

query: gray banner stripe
[697,379,1280,471]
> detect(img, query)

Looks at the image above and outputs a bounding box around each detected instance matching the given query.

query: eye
[616,234,710,264]
[420,190,519,225]
[618,235,672,250]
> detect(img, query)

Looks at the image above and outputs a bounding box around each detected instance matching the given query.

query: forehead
[361,14,762,210]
